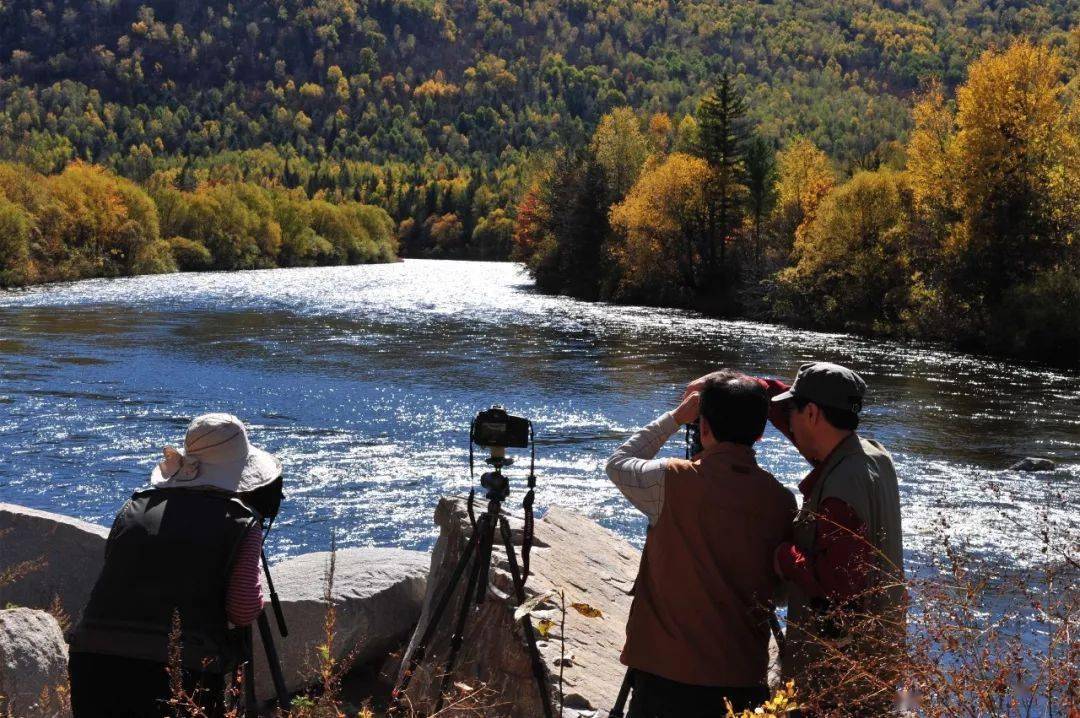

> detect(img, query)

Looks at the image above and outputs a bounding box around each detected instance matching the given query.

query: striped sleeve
[225,527,265,626]
[604,412,679,527]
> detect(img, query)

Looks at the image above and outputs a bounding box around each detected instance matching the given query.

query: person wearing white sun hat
[68,413,282,718]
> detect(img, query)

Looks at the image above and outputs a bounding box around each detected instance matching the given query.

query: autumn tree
[947,41,1075,302]
[590,108,650,204]
[609,153,710,302]
[776,169,913,330]
[773,137,836,253]
[905,41,1080,359]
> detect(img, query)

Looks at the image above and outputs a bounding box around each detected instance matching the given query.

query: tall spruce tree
[745,135,777,268]
[695,73,748,280]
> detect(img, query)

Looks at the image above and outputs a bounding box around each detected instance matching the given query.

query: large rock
[252,548,429,702]
[1009,457,1056,472]
[0,504,109,622]
[0,608,71,718]
[397,497,642,718]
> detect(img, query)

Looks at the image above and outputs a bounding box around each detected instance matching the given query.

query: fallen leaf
[536,618,555,637]
[514,589,559,621]
[571,602,603,618]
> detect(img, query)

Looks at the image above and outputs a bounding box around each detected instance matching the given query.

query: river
[0,260,1077,572]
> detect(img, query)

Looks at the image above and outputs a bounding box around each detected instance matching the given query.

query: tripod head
[478,446,513,502]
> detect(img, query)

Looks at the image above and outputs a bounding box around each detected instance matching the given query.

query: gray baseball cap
[771,362,867,413]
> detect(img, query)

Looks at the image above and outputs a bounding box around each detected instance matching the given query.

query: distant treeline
[513,42,1080,365]
[0,161,396,287]
[1,0,1076,258]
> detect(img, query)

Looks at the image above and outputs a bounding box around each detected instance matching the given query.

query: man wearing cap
[687,362,905,715]
[68,413,280,717]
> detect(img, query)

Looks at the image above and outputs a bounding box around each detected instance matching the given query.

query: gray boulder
[1009,457,1056,472]
[0,608,71,718]
[252,547,429,702]
[0,504,109,622]
[397,497,643,718]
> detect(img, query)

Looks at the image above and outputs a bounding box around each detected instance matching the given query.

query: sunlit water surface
[1,260,1076,575]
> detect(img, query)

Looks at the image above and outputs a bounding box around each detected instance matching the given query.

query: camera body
[686,419,703,456]
[472,405,530,448]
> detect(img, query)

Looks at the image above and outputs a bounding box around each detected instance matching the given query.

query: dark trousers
[69,651,227,718]
[627,669,769,718]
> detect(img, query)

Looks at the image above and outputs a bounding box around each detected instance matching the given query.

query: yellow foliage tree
[947,40,1075,297]
[609,152,710,300]
[777,168,913,329]
[906,80,957,219]
[775,137,836,225]
[590,107,651,202]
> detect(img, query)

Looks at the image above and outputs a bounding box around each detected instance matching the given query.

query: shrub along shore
[0,160,398,288]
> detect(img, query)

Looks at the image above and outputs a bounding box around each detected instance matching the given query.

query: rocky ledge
[397,496,643,718]
[0,502,429,714]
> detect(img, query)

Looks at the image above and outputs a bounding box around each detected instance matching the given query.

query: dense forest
[514,41,1079,363]
[1,0,1076,260]
[0,0,1076,360]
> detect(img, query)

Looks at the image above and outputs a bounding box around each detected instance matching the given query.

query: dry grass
[784,483,1079,717]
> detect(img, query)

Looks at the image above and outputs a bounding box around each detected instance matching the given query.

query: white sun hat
[150,413,282,493]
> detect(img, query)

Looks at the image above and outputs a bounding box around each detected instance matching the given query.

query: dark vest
[70,487,258,672]
[621,443,797,687]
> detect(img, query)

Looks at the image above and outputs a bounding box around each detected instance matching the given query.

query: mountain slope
[1,0,1075,256]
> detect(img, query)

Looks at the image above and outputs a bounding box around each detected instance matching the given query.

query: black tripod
[392,452,554,718]
[241,520,291,715]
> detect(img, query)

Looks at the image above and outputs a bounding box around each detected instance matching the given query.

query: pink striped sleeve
[226,528,264,626]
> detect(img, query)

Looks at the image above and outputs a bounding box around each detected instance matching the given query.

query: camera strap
[521,423,537,582]
[467,429,477,526]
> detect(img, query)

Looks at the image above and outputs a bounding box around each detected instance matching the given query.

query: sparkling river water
[0,260,1077,573]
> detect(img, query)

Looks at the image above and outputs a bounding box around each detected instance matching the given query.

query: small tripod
[392,450,554,718]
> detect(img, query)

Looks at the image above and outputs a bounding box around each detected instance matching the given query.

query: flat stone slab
[397,497,641,718]
[253,547,429,702]
[0,504,109,623]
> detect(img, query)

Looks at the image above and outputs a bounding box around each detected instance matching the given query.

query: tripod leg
[242,627,258,717]
[609,668,634,718]
[391,516,483,708]
[498,516,555,718]
[257,611,291,709]
[433,513,495,713]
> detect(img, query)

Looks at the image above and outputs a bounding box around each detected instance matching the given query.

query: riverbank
[0,161,398,289]
[513,42,1079,368]
[531,274,1080,371]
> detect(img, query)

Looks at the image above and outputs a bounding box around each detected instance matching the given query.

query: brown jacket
[621,442,796,687]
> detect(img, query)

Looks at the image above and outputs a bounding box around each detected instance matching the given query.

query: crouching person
[68,414,280,718]
[605,370,797,717]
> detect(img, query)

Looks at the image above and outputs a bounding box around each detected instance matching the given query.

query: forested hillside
[1,0,1076,258]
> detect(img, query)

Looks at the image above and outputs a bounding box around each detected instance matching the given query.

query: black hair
[790,395,860,431]
[699,369,768,446]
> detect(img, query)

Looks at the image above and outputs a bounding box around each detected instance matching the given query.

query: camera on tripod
[470,405,532,499]
[392,405,553,718]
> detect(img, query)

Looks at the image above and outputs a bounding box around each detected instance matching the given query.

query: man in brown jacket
[605,369,797,717]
